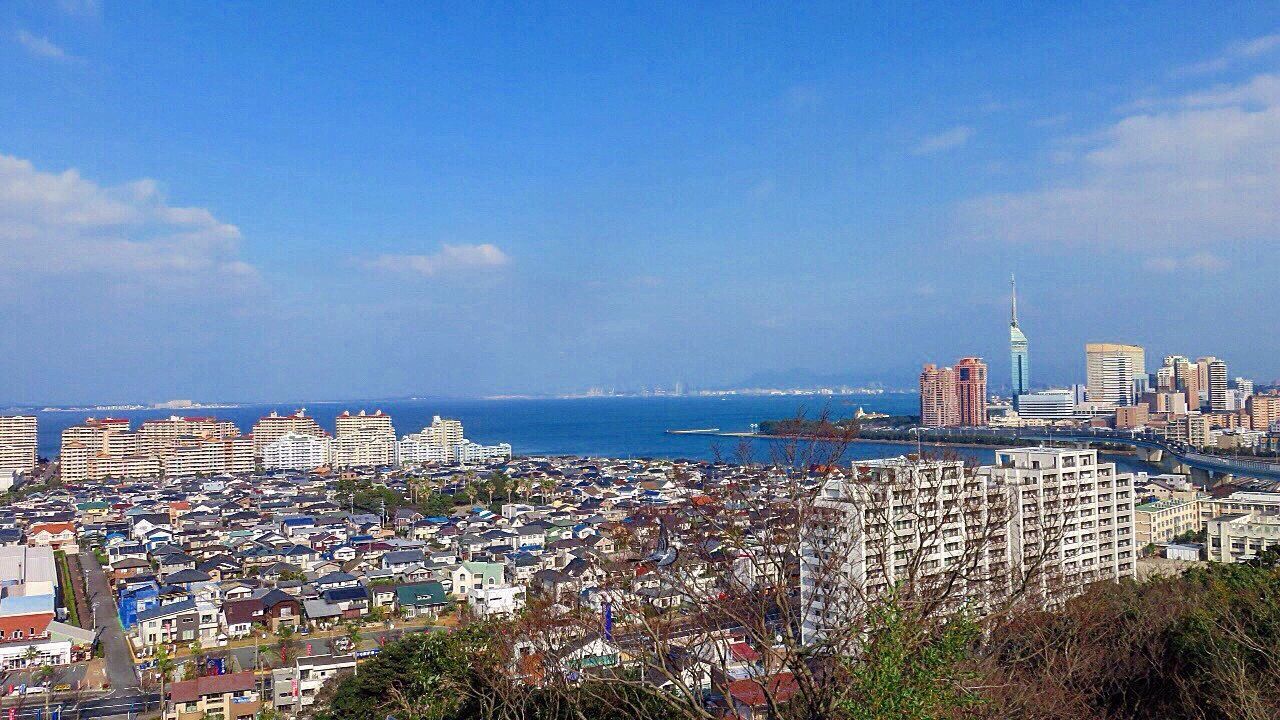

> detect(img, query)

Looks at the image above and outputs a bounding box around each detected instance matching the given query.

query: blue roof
[321,586,369,603]
[137,599,196,622]
[0,592,54,615]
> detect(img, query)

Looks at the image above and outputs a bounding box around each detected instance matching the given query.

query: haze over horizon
[4,2,1280,404]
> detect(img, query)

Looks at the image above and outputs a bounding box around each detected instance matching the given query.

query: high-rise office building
[919,364,959,427]
[956,357,988,427]
[1009,275,1030,404]
[1208,360,1229,412]
[1085,343,1145,406]
[1015,389,1077,419]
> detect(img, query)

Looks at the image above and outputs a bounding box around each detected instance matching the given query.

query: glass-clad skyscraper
[1010,275,1030,406]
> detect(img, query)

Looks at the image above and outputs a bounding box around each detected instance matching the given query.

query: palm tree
[154,645,175,713]
[277,624,295,665]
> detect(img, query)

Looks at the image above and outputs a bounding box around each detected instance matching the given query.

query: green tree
[344,621,362,651]
[841,599,983,720]
[278,625,296,665]
[155,645,176,713]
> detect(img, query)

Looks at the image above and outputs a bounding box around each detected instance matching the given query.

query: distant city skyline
[3,4,1280,403]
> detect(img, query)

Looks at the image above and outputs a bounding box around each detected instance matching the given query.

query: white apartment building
[802,449,1136,644]
[419,415,464,447]
[454,440,513,464]
[161,436,254,477]
[271,653,357,713]
[334,409,394,438]
[60,418,134,483]
[251,409,326,457]
[331,410,396,468]
[86,453,162,481]
[396,416,509,466]
[0,415,37,475]
[984,448,1136,594]
[331,433,396,468]
[1206,512,1280,563]
[263,432,332,471]
[396,437,452,465]
[137,415,240,455]
[801,457,1010,644]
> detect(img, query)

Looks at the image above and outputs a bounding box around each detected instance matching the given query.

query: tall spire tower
[1010,274,1030,405]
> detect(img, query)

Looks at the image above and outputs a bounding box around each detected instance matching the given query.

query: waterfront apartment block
[955,357,988,427]
[1247,394,1280,433]
[138,415,241,455]
[251,409,327,457]
[919,364,959,427]
[332,409,396,468]
[263,432,332,471]
[61,415,252,482]
[396,416,510,466]
[0,415,37,476]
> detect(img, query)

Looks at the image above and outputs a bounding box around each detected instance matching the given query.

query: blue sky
[3,2,1280,403]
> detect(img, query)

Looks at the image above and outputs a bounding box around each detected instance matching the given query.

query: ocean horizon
[22,393,1154,475]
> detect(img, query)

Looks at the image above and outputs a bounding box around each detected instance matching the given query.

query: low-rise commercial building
[1135,498,1200,546]
[165,671,262,720]
[1206,512,1280,563]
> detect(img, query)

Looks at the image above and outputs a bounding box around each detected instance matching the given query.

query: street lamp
[908,427,923,458]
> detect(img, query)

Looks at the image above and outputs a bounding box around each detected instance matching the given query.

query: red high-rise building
[955,357,988,427]
[920,364,959,427]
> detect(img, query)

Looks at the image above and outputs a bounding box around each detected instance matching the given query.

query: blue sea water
[26,393,1153,474]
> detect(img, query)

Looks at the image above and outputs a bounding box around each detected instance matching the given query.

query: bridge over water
[1002,429,1280,486]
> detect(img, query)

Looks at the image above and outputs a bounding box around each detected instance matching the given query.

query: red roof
[169,671,256,703]
[727,673,798,708]
[729,642,761,662]
[30,521,76,535]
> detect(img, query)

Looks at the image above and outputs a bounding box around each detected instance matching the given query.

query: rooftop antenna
[1010,273,1019,328]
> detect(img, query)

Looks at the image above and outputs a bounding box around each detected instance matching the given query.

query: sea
[23,393,1154,474]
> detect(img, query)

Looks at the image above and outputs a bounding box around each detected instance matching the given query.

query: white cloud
[56,0,102,17]
[959,72,1280,248]
[912,126,974,155]
[0,154,254,280]
[16,30,71,61]
[368,244,511,277]
[1173,33,1280,77]
[1143,252,1228,274]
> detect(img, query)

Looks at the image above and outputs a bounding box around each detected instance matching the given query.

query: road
[2,690,159,719]
[77,550,139,691]
[198,624,443,672]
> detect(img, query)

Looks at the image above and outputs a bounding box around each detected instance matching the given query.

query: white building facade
[263,433,332,471]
